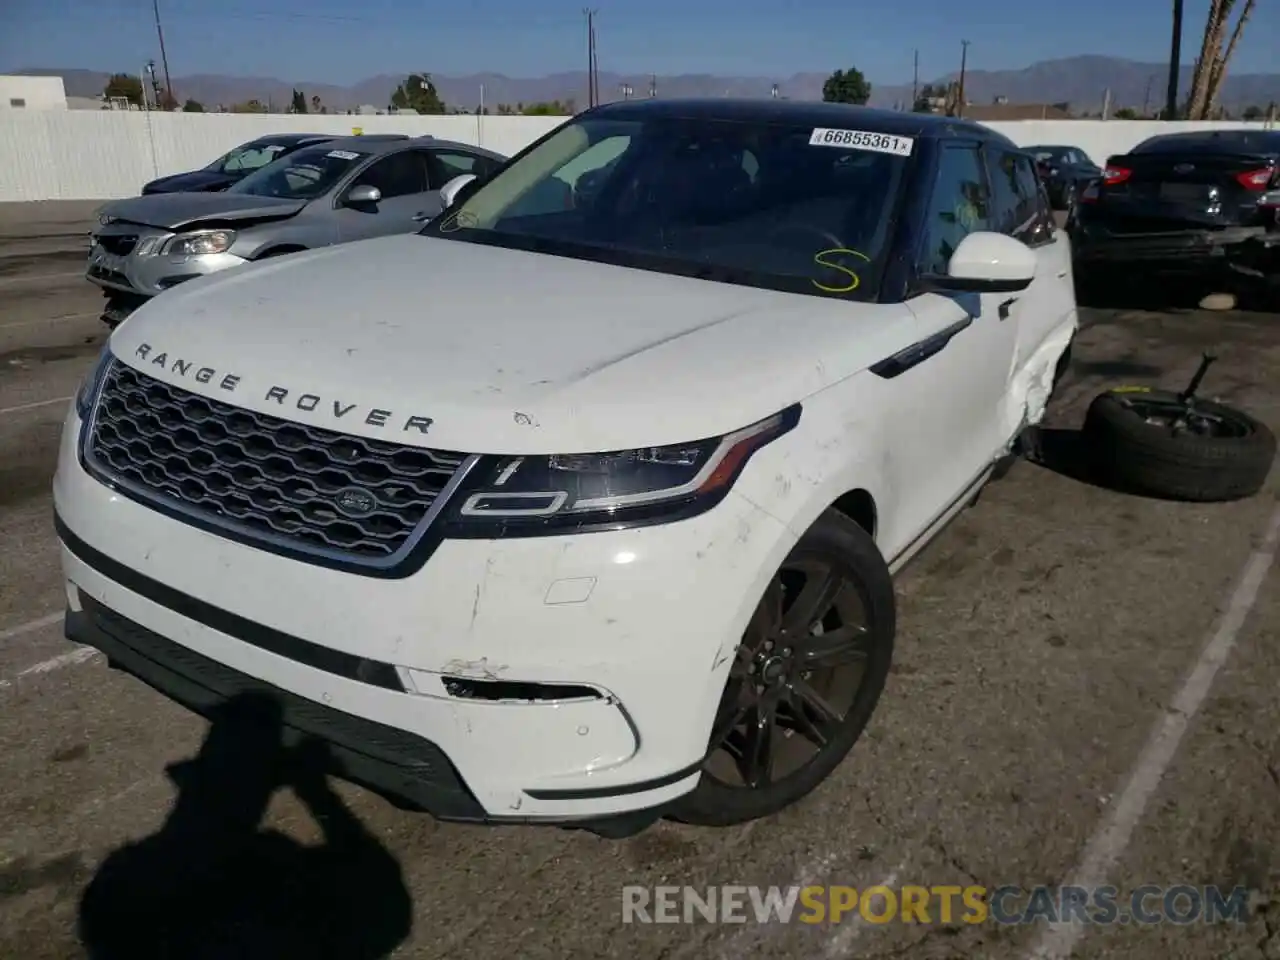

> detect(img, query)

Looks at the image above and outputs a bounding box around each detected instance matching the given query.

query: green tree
[291,89,308,114]
[389,73,446,114]
[230,99,267,114]
[103,73,144,106]
[1242,104,1264,120]
[523,99,574,115]
[822,67,871,105]
[182,98,204,112]
[1113,106,1139,119]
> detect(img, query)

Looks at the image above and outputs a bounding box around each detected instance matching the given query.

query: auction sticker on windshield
[326,150,361,160]
[809,128,914,156]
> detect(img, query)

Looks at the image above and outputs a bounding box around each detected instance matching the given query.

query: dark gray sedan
[1027,144,1102,210]
[87,134,508,326]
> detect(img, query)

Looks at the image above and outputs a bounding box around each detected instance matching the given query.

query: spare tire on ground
[1081,388,1276,503]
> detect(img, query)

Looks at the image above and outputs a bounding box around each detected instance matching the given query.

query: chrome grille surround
[82,359,476,571]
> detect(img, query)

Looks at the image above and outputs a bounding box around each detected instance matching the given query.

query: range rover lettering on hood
[131,342,435,434]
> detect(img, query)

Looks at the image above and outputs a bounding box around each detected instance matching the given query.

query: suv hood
[98,192,305,231]
[106,235,917,454]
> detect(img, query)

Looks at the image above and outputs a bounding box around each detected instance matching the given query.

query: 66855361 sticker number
[808,128,914,156]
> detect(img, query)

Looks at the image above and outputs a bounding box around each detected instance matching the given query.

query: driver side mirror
[439,174,477,209]
[346,184,382,206]
[925,231,1036,294]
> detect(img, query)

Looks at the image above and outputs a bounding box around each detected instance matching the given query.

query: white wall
[0,110,1272,202]
[0,111,569,202]
[0,75,68,112]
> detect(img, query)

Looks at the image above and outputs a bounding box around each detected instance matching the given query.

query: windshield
[205,140,297,175]
[423,115,911,301]
[1030,147,1082,165]
[227,145,368,199]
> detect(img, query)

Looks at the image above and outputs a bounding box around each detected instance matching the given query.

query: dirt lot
[1,204,1278,960]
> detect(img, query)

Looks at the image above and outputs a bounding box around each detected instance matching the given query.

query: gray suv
[88,134,507,327]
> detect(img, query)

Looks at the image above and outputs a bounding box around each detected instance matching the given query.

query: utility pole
[152,0,174,105]
[145,60,162,111]
[1165,0,1183,119]
[583,9,596,107]
[957,40,970,118]
[649,74,656,98]
[583,9,600,107]
[1142,74,1153,117]
[911,49,919,109]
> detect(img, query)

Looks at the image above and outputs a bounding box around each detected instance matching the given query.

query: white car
[55,99,1076,837]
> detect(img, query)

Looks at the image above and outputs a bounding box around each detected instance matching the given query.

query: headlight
[75,346,114,420]
[443,406,800,537]
[163,229,236,256]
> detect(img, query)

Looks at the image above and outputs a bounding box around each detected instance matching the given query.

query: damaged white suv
[56,99,1076,837]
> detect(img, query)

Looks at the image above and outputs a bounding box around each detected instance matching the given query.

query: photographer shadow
[79,691,412,960]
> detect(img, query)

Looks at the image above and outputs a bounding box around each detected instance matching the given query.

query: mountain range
[17,56,1280,114]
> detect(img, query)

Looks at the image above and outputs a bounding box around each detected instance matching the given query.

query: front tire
[670,510,895,827]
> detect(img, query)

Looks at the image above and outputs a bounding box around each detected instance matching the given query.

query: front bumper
[65,590,487,820]
[53,405,797,821]
[87,233,246,299]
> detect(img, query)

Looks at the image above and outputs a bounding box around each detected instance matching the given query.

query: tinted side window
[1012,154,1055,245]
[352,151,429,198]
[986,149,1023,236]
[920,142,991,275]
[987,148,1050,245]
[430,150,482,187]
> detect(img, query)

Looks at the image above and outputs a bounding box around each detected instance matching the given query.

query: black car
[1026,144,1101,209]
[140,133,336,194]
[1071,128,1280,290]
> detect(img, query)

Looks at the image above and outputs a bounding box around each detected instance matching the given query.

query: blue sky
[4,0,1278,85]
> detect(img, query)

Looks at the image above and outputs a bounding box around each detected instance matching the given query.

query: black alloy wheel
[671,510,895,826]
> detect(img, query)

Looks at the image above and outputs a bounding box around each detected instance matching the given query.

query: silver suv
[88,134,507,327]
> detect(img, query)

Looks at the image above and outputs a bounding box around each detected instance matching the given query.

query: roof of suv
[585,98,1017,148]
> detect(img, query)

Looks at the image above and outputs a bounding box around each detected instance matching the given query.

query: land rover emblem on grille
[334,487,378,518]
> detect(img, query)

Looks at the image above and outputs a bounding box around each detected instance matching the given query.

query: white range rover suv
[55,100,1077,837]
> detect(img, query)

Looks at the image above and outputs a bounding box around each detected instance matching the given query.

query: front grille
[88,265,131,287]
[87,361,468,563]
[98,235,137,256]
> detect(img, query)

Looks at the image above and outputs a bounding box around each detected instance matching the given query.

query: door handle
[411,211,431,222]
[998,297,1018,320]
